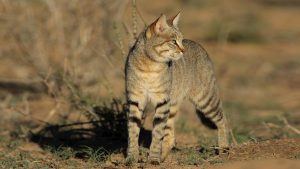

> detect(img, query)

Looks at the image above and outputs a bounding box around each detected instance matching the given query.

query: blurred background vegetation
[0,0,300,168]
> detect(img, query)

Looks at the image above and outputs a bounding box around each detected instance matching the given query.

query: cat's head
[144,13,185,62]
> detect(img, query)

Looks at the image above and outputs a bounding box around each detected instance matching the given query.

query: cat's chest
[130,69,169,95]
[140,70,170,87]
[127,56,172,90]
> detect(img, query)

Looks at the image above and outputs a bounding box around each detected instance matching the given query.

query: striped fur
[125,13,229,164]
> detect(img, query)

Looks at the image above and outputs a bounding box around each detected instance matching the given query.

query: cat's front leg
[126,95,146,164]
[149,97,170,164]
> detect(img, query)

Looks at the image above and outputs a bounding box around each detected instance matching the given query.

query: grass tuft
[177,148,204,165]
[47,146,76,160]
[78,146,109,163]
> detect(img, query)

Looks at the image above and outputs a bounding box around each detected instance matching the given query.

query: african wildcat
[125,13,229,164]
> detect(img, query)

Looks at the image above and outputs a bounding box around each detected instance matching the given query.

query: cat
[125,13,229,164]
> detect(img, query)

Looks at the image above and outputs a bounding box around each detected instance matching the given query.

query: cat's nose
[177,42,185,52]
[179,46,185,52]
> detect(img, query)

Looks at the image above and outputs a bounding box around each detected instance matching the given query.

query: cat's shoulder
[183,39,208,54]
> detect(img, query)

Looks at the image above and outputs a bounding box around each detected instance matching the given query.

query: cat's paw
[149,157,160,165]
[148,153,161,165]
[161,146,172,162]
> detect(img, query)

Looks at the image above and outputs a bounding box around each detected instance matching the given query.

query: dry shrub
[1,0,131,99]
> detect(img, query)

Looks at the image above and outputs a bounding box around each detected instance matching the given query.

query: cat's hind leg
[190,84,229,150]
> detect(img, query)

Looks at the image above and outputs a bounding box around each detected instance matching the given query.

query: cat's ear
[170,12,181,28]
[146,14,169,39]
[154,14,169,34]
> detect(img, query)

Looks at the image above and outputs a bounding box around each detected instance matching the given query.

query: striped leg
[193,85,229,149]
[161,102,179,161]
[198,107,229,149]
[149,99,170,164]
[126,99,146,163]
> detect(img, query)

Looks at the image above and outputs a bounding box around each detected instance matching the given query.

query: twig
[113,23,126,57]
[92,47,115,69]
[45,102,60,123]
[267,122,281,128]
[13,107,49,125]
[263,121,281,129]
[122,21,135,47]
[131,0,138,39]
[229,129,238,146]
[134,0,147,26]
[280,116,300,135]
[33,102,61,132]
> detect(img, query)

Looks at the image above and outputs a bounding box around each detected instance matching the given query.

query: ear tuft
[154,14,169,34]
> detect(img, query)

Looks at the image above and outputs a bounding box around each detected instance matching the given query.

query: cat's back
[171,39,215,99]
[173,39,214,76]
[182,39,212,65]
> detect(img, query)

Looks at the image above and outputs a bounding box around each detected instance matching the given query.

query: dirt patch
[211,159,300,169]
[226,139,300,161]
[104,139,300,168]
[1,0,300,168]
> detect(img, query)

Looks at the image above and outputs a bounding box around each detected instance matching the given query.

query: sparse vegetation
[177,148,204,165]
[45,146,76,160]
[0,0,300,168]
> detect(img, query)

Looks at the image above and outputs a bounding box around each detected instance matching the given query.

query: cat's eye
[171,40,177,44]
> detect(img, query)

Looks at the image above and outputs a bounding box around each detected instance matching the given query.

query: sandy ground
[0,0,300,168]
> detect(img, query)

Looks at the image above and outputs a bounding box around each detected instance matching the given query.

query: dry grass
[0,0,300,168]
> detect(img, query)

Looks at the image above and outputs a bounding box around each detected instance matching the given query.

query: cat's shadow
[30,99,152,161]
